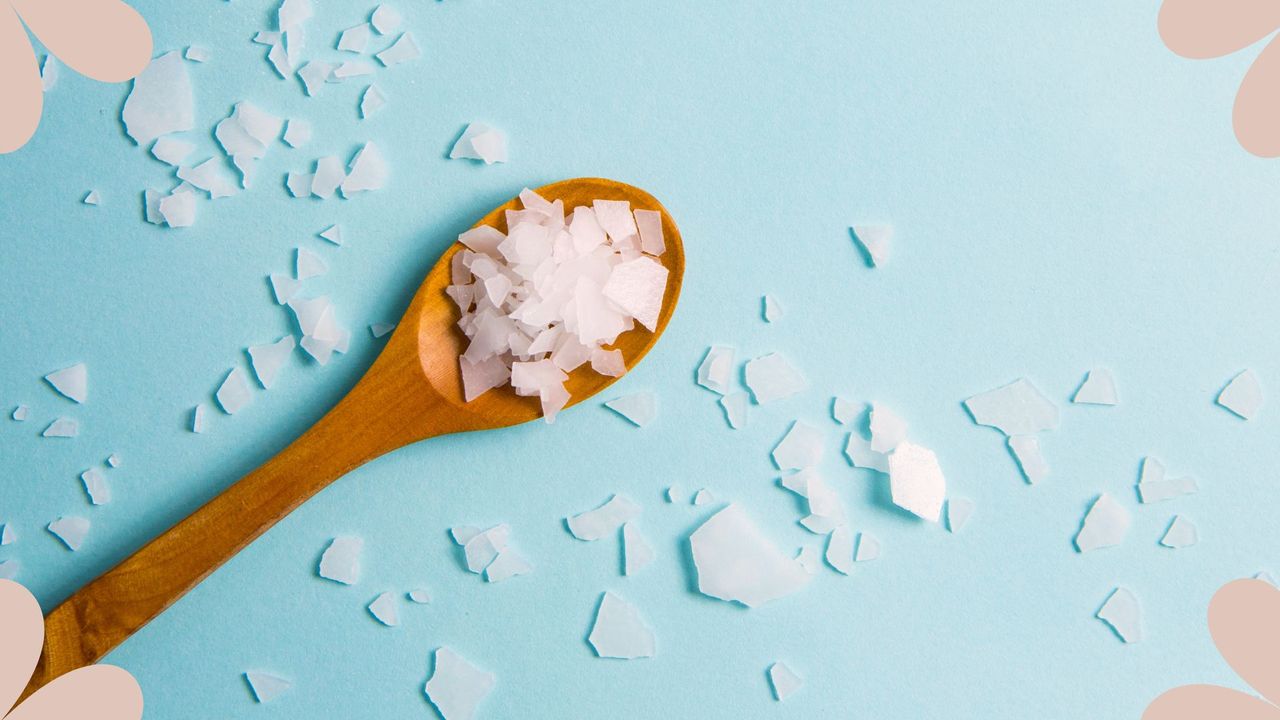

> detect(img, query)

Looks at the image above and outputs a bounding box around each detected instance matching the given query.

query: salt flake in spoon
[588,591,656,659]
[744,353,805,404]
[605,392,657,427]
[633,209,665,255]
[567,495,640,541]
[689,503,810,607]
[602,257,668,332]
[45,363,87,403]
[318,536,362,584]
[424,647,495,720]
[1218,369,1263,420]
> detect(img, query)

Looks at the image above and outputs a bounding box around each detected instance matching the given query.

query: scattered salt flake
[1074,493,1129,552]
[106,453,120,468]
[367,592,399,626]
[408,588,432,604]
[1256,571,1277,587]
[277,0,312,31]
[81,468,110,505]
[795,545,821,574]
[269,273,301,305]
[143,189,163,224]
[605,392,657,427]
[151,136,194,166]
[744,353,805,404]
[964,378,1060,436]
[869,402,908,453]
[0,524,14,545]
[190,404,207,433]
[185,45,209,62]
[665,486,683,504]
[450,525,481,545]
[337,23,372,52]
[341,142,388,195]
[371,4,402,34]
[158,189,196,228]
[266,43,293,78]
[832,397,857,425]
[424,647,495,720]
[319,224,343,245]
[248,336,297,389]
[1218,369,1263,420]
[689,503,811,607]
[334,60,375,79]
[719,391,748,429]
[762,295,783,323]
[622,522,655,576]
[768,662,803,701]
[83,191,100,206]
[1073,368,1118,406]
[310,156,343,198]
[177,158,239,198]
[697,346,735,394]
[1096,587,1143,643]
[588,591,656,659]
[370,323,396,338]
[283,119,312,148]
[567,495,640,541]
[692,489,715,506]
[0,560,17,580]
[843,433,889,473]
[1138,473,1198,503]
[1008,435,1049,484]
[376,32,421,67]
[297,61,333,96]
[318,536,362,584]
[252,31,281,46]
[483,550,533,583]
[855,532,881,562]
[42,418,78,438]
[850,225,892,266]
[799,514,842,535]
[946,498,974,533]
[449,123,507,164]
[244,671,291,703]
[215,367,253,415]
[286,171,313,198]
[40,54,57,91]
[122,51,195,145]
[1160,515,1198,548]
[602,256,668,332]
[463,524,510,573]
[825,526,854,575]
[296,247,327,279]
[45,363,88,403]
[11,405,29,421]
[48,516,89,550]
[633,209,665,256]
[772,421,823,470]
[887,441,946,522]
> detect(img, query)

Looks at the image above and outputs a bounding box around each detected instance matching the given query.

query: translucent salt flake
[317,224,343,246]
[855,532,881,562]
[1008,435,1049,484]
[244,671,291,703]
[868,402,908,453]
[689,503,811,607]
[310,155,344,198]
[622,522,655,575]
[1096,587,1143,643]
[633,209,665,256]
[762,295,783,323]
[408,588,432,604]
[81,468,110,505]
[1137,469,1198,504]
[334,61,375,80]
[0,560,18,580]
[106,453,121,468]
[371,4,402,34]
[41,54,57,91]
[665,486,683,504]
[692,489,715,506]
[425,647,495,720]
[1218,369,1263,420]
[887,442,946,522]
[795,545,821,574]
[266,43,292,78]
[483,550,533,583]
[190,404,206,433]
[460,356,511,402]
[48,516,89,551]
[964,378,1060,436]
[605,392,658,427]
[337,23,372,52]
[1074,493,1129,552]
[850,225,892,266]
[696,345,735,394]
[143,189,163,224]
[825,526,854,575]
[744,353,806,404]
[248,336,296,389]
[463,524,510,573]
[42,418,78,438]
[772,421,823,470]
[82,191,101,206]
[341,142,388,195]
[768,662,803,701]
[283,119,312,148]
[1,523,15,545]
[1073,368,1118,406]
[1256,571,1277,587]
[158,189,196,228]
[450,123,507,164]
[318,536,362,584]
[215,367,253,415]
[588,591,656,659]
[297,61,333,96]
[450,525,481,545]
[376,32,421,67]
[719,391,748,429]
[359,85,387,119]
[12,405,29,421]
[843,433,888,473]
[185,45,209,62]
[178,158,239,198]
[370,323,396,338]
[602,256,668,332]
[122,51,195,145]
[253,31,282,46]
[269,273,301,305]
[946,498,974,533]
[45,363,88,403]
[567,495,640,541]
[832,397,857,425]
[1160,515,1198,548]
[286,171,313,198]
[367,592,399,626]
[589,347,626,377]
[296,247,328,279]
[151,136,194,166]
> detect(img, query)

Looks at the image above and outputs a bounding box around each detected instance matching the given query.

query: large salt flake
[1074,493,1129,552]
[772,421,823,470]
[424,647,495,720]
[887,442,946,522]
[964,378,1059,435]
[567,495,640,541]
[318,536,362,584]
[45,363,87,403]
[689,503,811,607]
[48,516,89,551]
[341,142,388,195]
[744,353,805,404]
[1218,369,1263,420]
[1073,368,1118,406]
[602,257,668,332]
[122,52,195,145]
[605,392,657,427]
[1096,587,1143,643]
[588,591,655,659]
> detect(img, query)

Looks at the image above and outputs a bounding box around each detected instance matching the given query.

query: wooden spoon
[24,177,684,697]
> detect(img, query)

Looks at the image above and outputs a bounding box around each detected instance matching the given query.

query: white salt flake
[964,378,1060,435]
[177,158,239,198]
[341,142,388,195]
[106,453,121,468]
[190,404,206,433]
[370,323,396,338]
[855,532,881,562]
[48,516,89,550]
[697,346,735,394]
[602,257,668,332]
[589,348,626,377]
[337,23,372,52]
[1074,493,1129,552]
[449,123,507,164]
[185,45,209,62]
[887,441,946,522]
[825,526,854,575]
[41,54,57,91]
[368,592,399,626]
[1096,587,1143,643]
[151,136,194,166]
[1160,515,1198,548]
[692,489,715,506]
[633,209,665,256]
[215,367,253,414]
[408,588,432,604]
[122,51,195,145]
[158,188,196,228]
[296,247,327,279]
[265,43,294,79]
[772,421,823,470]
[851,224,892,266]
[762,295,783,323]
[318,536,362,584]
[42,418,78,438]
[283,119,312,148]
[334,61,376,80]
[269,273,301,305]
[248,336,297,389]
[869,402,908,453]
[425,647,496,720]
[719,391,748,429]
[1255,571,1277,587]
[744,353,805,404]
[1008,435,1049,484]
[12,405,29,421]
[252,31,282,46]
[83,191,101,206]
[286,171,313,197]
[567,495,640,541]
[1073,368,1118,406]
[843,433,889,473]
[376,32,421,67]
[0,524,15,545]
[450,525,482,545]
[593,200,639,244]
[588,591,656,659]
[297,61,333,96]
[277,0,312,31]
[795,545,821,574]
[665,486,683,504]
[605,392,657,427]
[832,396,857,425]
[463,524,510,573]
[45,363,88,403]
[318,224,343,245]
[310,156,344,198]
[768,662,803,701]
[1218,369,1263,420]
[946,498,974,533]
[483,550,533,583]
[81,468,110,505]
[622,522,655,576]
[244,671,291,703]
[143,189,163,224]
[371,5,402,34]
[689,503,811,607]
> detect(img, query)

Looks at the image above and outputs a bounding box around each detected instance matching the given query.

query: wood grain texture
[23,177,684,699]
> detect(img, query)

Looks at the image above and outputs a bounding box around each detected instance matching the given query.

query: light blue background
[2,1,1278,718]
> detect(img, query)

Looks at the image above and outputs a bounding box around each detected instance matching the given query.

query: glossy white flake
[588,591,656,659]
[1074,493,1129,552]
[689,504,811,607]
